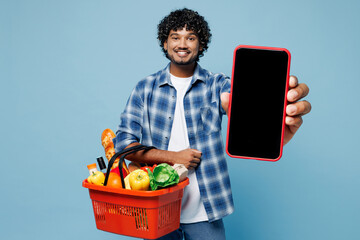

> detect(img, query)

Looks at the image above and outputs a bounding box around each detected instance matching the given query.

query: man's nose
[178,37,187,48]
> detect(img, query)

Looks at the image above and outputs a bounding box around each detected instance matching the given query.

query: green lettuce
[147,163,179,191]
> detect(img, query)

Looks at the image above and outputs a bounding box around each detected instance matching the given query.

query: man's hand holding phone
[283,75,311,145]
[221,76,311,146]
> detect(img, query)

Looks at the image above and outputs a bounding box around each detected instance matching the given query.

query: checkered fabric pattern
[113,63,234,221]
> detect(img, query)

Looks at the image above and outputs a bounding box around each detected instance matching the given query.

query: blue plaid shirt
[113,63,234,221]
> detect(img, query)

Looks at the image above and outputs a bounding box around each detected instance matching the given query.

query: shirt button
[169,117,172,120]
[172,95,175,99]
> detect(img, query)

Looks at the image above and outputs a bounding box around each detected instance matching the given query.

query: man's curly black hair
[157,8,212,62]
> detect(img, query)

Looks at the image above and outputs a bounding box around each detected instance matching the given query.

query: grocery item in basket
[101,128,116,148]
[96,156,107,174]
[110,165,128,178]
[87,171,105,186]
[129,169,150,191]
[101,129,129,174]
[171,164,188,182]
[148,163,179,191]
[106,172,123,188]
[141,164,157,173]
[87,163,105,186]
[124,174,131,189]
[87,163,98,175]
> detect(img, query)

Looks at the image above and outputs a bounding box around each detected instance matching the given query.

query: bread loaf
[101,129,129,174]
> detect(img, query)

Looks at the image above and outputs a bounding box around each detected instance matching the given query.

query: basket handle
[104,144,156,188]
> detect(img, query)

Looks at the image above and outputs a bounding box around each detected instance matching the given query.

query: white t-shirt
[167,73,209,223]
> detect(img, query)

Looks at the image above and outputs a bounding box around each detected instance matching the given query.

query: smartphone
[226,45,291,161]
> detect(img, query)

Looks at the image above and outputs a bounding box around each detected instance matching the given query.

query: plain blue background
[1,0,359,239]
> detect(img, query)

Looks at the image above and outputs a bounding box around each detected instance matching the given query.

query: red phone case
[226,45,291,161]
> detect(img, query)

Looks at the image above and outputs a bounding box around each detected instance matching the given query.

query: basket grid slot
[102,201,149,232]
[158,199,181,229]
[134,207,149,231]
[92,200,106,222]
[106,202,134,216]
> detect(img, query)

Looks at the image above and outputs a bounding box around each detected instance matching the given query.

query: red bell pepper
[111,167,128,178]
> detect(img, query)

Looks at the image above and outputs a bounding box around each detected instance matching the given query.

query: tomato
[140,164,157,173]
[106,172,123,188]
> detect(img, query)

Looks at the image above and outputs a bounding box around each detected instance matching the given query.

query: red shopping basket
[83,145,189,239]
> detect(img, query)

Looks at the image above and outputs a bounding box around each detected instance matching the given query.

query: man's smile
[175,49,191,57]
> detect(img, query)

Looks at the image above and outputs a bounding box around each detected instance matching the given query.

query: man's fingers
[286,100,312,116]
[289,75,298,88]
[191,150,201,168]
[192,155,201,166]
[285,116,303,137]
[188,160,200,170]
[285,116,303,127]
[191,149,202,158]
[191,161,200,167]
[287,83,310,102]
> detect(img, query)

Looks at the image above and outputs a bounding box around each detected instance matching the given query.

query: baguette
[101,129,129,174]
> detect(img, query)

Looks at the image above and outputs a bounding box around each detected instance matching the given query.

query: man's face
[164,27,202,66]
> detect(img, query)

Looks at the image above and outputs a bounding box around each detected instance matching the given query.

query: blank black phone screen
[227,47,290,160]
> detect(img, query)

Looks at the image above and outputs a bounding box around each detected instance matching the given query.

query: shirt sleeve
[113,84,144,153]
[220,74,231,94]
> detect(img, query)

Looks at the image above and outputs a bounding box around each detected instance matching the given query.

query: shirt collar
[158,63,206,87]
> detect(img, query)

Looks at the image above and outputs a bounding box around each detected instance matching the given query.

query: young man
[113,8,311,240]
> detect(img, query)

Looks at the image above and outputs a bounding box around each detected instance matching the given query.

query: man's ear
[164,41,168,51]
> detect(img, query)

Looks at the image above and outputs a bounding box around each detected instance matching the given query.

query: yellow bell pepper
[124,174,131,190]
[129,169,150,191]
[87,171,105,186]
